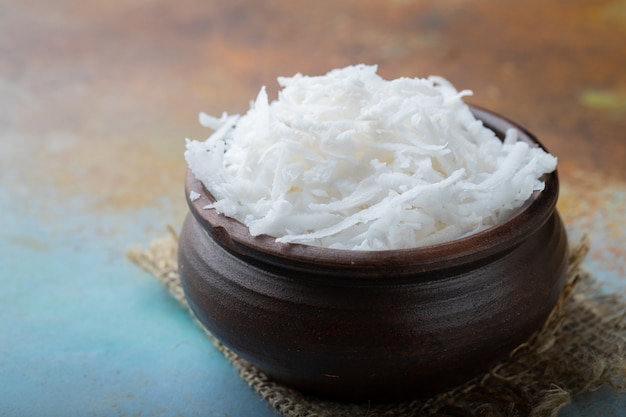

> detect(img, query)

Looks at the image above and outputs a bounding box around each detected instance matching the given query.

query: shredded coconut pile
[185,65,557,250]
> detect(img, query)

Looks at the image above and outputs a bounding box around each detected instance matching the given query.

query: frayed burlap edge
[127,229,626,417]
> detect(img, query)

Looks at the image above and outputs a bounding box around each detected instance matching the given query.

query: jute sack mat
[127,231,625,417]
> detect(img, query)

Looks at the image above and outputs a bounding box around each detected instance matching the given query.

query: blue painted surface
[0,188,279,417]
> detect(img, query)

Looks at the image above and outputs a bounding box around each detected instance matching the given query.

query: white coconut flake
[185,65,557,250]
[189,190,201,202]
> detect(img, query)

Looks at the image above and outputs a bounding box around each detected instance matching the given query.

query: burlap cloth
[127,231,625,417]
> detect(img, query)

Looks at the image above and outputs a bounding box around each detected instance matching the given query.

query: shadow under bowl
[177,106,569,402]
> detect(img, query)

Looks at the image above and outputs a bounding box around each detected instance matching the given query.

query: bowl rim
[184,105,559,269]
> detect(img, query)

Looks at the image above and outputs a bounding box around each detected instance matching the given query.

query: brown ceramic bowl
[178,106,568,402]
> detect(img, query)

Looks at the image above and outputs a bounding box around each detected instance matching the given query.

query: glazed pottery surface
[177,107,569,401]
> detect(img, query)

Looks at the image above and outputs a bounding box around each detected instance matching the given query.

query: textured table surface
[1,1,625,416]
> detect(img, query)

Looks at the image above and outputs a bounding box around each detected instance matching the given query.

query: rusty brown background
[3,0,625,212]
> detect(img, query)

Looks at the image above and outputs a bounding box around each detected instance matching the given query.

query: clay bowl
[178,106,569,402]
